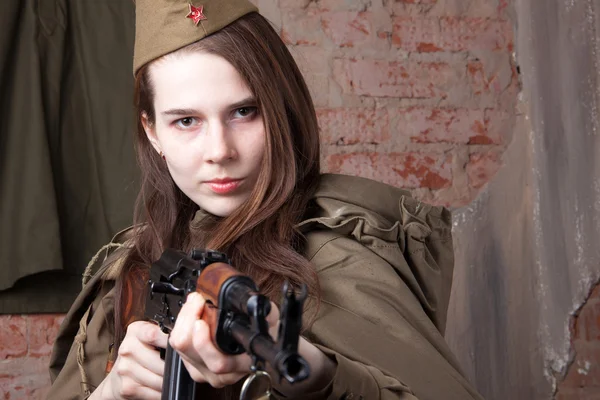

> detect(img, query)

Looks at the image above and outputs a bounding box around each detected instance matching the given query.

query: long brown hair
[114,12,321,344]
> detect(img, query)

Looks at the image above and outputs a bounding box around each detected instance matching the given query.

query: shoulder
[82,225,138,286]
[300,174,454,333]
[300,173,452,264]
[296,178,480,399]
[48,225,137,391]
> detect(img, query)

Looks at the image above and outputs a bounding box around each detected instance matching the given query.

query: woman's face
[143,52,266,217]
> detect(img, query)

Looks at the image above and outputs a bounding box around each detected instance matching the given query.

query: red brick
[467,56,515,106]
[279,0,373,11]
[0,317,27,359]
[398,0,437,3]
[440,17,512,51]
[333,59,461,98]
[315,0,375,11]
[389,1,439,20]
[392,17,512,52]
[396,107,493,144]
[289,46,330,75]
[281,9,324,46]
[466,150,502,189]
[0,384,28,400]
[288,46,331,107]
[588,283,600,300]
[559,283,600,395]
[0,382,51,400]
[0,356,51,400]
[317,108,389,145]
[392,17,442,51]
[468,60,488,97]
[325,152,452,189]
[279,0,312,8]
[321,11,372,47]
[28,315,64,357]
[427,0,509,18]
[497,0,510,16]
[560,341,600,388]
[482,108,511,144]
[390,0,438,10]
[555,387,600,400]
[0,354,49,380]
[29,386,51,400]
[573,297,600,341]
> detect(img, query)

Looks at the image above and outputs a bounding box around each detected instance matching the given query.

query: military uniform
[47,174,483,400]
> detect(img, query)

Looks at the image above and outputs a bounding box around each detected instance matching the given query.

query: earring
[159,151,166,161]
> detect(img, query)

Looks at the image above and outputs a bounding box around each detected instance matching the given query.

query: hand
[169,292,280,388]
[91,321,168,400]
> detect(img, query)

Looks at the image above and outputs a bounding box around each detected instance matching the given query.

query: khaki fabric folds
[48,174,484,400]
[0,0,139,313]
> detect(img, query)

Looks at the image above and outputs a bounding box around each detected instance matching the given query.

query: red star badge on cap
[186,3,207,26]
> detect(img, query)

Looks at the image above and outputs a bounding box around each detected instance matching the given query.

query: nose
[203,121,237,164]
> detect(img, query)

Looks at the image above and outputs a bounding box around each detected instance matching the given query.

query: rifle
[144,248,310,400]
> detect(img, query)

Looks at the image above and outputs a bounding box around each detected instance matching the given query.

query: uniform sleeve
[280,231,483,400]
[47,239,129,400]
[46,282,116,400]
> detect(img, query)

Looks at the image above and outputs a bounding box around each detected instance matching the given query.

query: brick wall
[283,0,518,206]
[0,315,64,399]
[555,283,600,399]
[0,0,517,398]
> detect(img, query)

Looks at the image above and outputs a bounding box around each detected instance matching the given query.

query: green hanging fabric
[0,0,139,313]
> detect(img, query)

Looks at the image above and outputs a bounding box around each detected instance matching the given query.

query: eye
[175,117,198,129]
[233,107,258,119]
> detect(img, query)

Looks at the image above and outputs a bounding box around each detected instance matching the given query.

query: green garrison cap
[133,0,258,74]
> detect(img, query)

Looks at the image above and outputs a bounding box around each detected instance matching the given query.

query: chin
[207,209,234,218]
[199,201,243,218]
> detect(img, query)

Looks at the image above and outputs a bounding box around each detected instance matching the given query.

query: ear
[141,112,162,154]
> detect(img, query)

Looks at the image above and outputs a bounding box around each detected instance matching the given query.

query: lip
[204,178,243,194]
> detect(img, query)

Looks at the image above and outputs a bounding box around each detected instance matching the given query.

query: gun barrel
[229,320,310,384]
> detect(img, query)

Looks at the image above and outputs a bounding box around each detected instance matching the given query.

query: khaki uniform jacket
[47,174,484,400]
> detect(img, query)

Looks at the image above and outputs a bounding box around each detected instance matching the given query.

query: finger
[182,292,205,319]
[122,325,167,376]
[131,387,162,400]
[170,292,205,352]
[179,355,246,388]
[266,301,280,327]
[177,355,206,383]
[133,342,166,377]
[113,355,165,393]
[128,321,169,349]
[265,302,281,341]
[118,380,162,400]
[191,318,253,373]
[116,341,165,382]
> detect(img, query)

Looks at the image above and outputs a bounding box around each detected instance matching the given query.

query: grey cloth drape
[446,0,600,398]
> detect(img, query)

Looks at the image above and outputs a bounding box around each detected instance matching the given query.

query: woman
[47,0,484,399]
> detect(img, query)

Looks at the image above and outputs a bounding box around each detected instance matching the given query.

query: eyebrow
[161,96,257,117]
[161,108,198,116]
